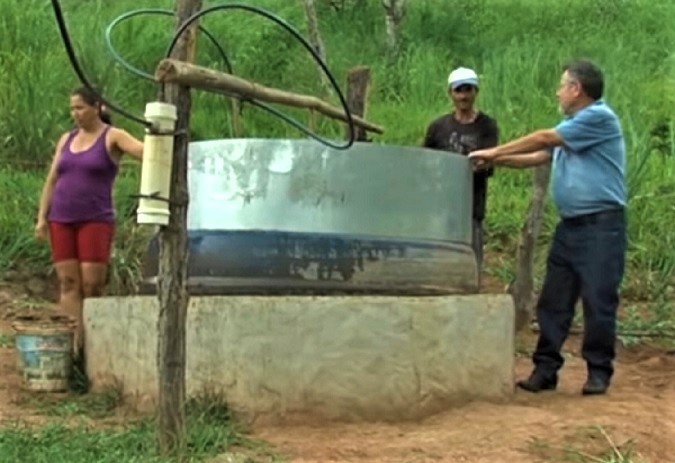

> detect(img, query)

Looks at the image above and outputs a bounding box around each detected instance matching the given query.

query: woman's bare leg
[54,260,83,353]
[79,262,108,352]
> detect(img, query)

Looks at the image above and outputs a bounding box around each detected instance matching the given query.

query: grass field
[3,0,673,293]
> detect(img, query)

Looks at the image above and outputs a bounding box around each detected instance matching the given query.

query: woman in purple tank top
[35,87,144,361]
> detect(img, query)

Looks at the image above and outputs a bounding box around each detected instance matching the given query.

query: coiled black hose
[51,0,356,149]
[105,8,233,80]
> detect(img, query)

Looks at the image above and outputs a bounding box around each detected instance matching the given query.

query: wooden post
[382,0,407,61]
[308,109,317,133]
[157,0,202,456]
[230,99,244,137]
[509,164,551,332]
[155,59,384,135]
[344,66,372,142]
[301,0,332,96]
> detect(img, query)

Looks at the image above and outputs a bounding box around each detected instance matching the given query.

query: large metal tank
[140,139,478,295]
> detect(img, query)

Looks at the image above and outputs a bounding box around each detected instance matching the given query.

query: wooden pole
[344,66,372,142]
[157,0,202,456]
[301,0,332,96]
[230,98,244,137]
[155,58,384,134]
[509,164,551,332]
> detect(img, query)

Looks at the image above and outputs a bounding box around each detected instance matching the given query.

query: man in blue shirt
[469,59,627,396]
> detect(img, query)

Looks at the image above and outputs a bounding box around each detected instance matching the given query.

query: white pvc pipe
[137,101,177,226]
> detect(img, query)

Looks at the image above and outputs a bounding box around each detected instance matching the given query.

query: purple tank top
[48,126,119,223]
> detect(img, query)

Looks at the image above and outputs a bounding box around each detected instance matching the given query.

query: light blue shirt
[552,100,626,218]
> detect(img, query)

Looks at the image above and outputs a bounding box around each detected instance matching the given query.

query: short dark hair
[71,86,113,125]
[562,59,604,100]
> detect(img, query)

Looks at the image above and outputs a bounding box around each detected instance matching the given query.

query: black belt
[562,208,625,226]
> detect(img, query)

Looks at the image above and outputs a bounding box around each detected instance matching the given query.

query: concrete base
[84,295,514,423]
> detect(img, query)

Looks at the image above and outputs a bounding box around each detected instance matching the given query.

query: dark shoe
[582,375,609,395]
[516,371,558,393]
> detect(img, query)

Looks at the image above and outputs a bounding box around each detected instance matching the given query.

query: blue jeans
[533,208,626,381]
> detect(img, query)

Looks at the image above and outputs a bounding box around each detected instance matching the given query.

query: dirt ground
[1,282,674,463]
[251,272,675,463]
[253,339,675,463]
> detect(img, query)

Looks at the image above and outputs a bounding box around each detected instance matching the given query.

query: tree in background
[382,0,407,60]
[301,0,333,95]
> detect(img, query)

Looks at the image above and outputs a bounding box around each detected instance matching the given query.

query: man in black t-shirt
[423,67,499,282]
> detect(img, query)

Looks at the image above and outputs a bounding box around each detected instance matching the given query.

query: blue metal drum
[140,139,477,294]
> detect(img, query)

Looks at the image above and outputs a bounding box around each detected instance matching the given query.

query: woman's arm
[110,127,144,161]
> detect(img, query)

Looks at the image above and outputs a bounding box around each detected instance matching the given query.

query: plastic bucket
[12,314,76,392]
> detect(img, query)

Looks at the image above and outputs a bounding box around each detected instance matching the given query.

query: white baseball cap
[448,67,479,89]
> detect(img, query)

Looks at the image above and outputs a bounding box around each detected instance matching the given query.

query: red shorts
[48,222,115,263]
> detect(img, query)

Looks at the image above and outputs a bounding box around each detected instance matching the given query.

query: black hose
[105,8,233,82]
[51,0,356,149]
[50,0,153,129]
[165,3,355,149]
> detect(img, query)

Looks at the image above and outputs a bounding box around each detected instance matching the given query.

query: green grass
[527,425,649,463]
[0,334,14,348]
[0,393,277,463]
[0,0,673,316]
[19,385,124,419]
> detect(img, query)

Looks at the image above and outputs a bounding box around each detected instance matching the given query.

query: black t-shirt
[422,111,499,221]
